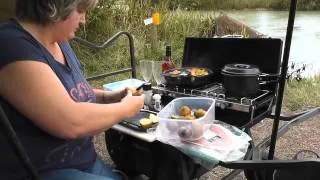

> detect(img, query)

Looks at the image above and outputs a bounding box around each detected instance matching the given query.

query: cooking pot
[221,63,279,98]
[162,67,213,88]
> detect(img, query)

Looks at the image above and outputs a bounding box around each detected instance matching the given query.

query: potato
[190,123,204,139]
[178,123,204,140]
[149,114,158,123]
[170,115,180,119]
[178,126,192,140]
[132,89,142,96]
[139,118,153,129]
[179,106,192,117]
[182,115,196,120]
[194,108,206,118]
[166,121,179,132]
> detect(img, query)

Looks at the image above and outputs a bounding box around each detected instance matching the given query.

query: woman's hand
[100,87,143,104]
[120,90,145,118]
[121,87,143,98]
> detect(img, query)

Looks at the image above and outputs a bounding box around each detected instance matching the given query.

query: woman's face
[53,8,86,42]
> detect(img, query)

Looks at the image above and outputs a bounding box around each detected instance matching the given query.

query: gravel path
[94,110,320,180]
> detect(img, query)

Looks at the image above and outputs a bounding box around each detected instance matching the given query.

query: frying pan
[162,67,213,88]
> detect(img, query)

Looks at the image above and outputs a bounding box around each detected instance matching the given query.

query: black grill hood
[181,37,283,92]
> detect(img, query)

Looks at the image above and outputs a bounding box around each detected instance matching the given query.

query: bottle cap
[166,45,171,51]
[143,83,152,91]
[153,94,161,101]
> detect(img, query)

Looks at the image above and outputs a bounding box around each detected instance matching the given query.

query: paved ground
[94,110,320,180]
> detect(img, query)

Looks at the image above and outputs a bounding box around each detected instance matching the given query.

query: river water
[224,10,320,77]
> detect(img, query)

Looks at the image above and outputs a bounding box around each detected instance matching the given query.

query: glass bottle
[161,45,175,72]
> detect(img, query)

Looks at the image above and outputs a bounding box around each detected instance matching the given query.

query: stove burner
[152,83,274,113]
[155,83,271,103]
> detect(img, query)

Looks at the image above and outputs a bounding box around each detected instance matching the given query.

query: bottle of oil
[161,45,175,72]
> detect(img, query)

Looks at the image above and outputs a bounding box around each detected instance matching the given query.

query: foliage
[286,62,307,81]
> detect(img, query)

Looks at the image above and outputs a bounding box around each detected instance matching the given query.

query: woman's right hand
[120,90,145,118]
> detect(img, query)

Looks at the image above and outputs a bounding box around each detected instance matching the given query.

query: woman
[0,0,144,179]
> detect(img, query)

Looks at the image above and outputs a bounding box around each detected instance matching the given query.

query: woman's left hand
[96,86,144,104]
[121,87,143,98]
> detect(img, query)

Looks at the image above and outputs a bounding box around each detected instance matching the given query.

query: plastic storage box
[157,97,215,141]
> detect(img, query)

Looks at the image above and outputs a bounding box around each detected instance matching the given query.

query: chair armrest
[220,159,320,170]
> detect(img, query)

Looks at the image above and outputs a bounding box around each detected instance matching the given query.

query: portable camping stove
[152,83,275,129]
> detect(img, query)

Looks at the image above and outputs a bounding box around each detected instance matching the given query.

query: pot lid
[221,63,261,75]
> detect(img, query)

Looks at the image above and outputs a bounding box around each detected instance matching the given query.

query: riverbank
[224,10,320,78]
[182,0,320,11]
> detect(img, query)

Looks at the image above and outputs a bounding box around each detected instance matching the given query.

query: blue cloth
[40,156,123,180]
[0,19,97,179]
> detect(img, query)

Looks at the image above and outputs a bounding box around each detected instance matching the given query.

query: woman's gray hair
[16,0,98,25]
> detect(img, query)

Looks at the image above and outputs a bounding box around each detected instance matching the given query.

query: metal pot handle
[259,73,280,85]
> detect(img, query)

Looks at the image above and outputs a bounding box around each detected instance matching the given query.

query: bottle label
[162,61,175,72]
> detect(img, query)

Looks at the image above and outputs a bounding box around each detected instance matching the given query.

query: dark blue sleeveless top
[0,19,97,179]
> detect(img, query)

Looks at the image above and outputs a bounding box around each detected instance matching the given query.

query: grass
[284,76,320,111]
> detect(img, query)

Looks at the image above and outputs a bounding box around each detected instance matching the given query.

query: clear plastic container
[157,97,215,141]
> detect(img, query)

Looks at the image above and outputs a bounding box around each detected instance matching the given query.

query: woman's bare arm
[0,61,144,139]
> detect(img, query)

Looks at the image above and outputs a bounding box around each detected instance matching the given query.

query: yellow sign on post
[152,12,160,25]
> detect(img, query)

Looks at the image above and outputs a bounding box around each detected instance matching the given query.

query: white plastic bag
[156,120,252,169]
